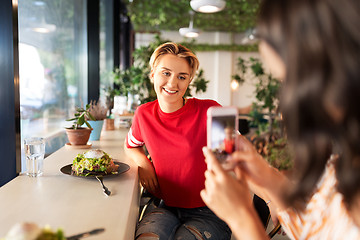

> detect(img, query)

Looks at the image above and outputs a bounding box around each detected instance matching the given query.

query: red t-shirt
[224,139,235,154]
[126,98,220,208]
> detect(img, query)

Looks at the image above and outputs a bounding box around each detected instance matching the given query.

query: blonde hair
[149,42,199,80]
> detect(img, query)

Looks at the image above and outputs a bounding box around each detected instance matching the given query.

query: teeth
[164,88,177,94]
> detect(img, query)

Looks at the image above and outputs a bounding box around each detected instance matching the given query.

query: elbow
[123,139,128,152]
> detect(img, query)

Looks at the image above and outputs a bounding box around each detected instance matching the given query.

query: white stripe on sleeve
[127,128,144,147]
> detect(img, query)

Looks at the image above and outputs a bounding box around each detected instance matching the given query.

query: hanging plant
[125,0,261,33]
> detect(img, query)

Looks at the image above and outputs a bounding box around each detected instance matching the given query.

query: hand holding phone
[207,106,239,170]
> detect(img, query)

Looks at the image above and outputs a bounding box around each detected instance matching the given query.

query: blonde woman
[125,42,231,239]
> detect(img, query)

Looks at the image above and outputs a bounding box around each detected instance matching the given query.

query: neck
[158,97,185,113]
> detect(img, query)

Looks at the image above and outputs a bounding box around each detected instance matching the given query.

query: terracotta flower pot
[65,127,92,145]
[103,118,115,131]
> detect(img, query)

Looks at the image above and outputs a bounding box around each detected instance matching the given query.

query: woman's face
[151,54,192,112]
[259,40,286,80]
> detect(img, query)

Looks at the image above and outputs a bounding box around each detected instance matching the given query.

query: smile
[163,88,178,94]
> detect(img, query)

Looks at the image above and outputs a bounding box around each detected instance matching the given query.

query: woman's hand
[228,136,278,196]
[200,147,269,240]
[200,147,253,222]
[124,140,160,196]
[138,160,160,196]
[230,135,290,211]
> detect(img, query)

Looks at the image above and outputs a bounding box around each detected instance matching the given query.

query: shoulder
[188,98,221,109]
[137,100,158,110]
[135,100,158,115]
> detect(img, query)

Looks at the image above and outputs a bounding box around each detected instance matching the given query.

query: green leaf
[77,115,85,126]
[85,121,92,128]
[87,112,96,121]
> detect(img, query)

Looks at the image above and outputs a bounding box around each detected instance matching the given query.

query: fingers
[142,177,159,194]
[204,169,215,190]
[202,147,224,174]
[150,177,159,193]
[200,189,209,204]
[234,165,243,180]
[237,135,252,150]
[201,169,217,205]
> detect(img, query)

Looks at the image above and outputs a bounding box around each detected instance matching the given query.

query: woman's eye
[178,75,187,80]
[162,71,170,76]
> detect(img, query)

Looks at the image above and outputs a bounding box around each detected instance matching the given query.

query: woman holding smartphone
[201,0,360,239]
[125,42,231,239]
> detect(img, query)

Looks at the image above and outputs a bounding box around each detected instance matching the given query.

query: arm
[230,135,291,213]
[200,147,269,240]
[123,140,160,196]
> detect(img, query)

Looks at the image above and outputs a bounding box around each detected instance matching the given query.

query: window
[18,0,88,171]
[99,0,114,107]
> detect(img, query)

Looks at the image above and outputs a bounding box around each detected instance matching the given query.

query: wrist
[229,206,268,240]
[262,166,289,210]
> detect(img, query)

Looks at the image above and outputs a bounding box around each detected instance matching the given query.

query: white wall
[135,31,260,109]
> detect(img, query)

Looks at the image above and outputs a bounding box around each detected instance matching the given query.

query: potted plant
[87,100,108,140]
[65,104,95,145]
[233,57,293,170]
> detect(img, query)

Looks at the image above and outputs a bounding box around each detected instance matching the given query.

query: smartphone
[207,106,239,169]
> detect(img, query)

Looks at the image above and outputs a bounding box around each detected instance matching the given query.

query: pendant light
[32,16,56,33]
[190,0,226,13]
[31,1,56,33]
[179,11,200,38]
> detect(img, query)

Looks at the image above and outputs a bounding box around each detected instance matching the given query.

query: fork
[96,176,111,196]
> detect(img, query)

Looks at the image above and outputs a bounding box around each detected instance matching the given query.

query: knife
[66,228,105,240]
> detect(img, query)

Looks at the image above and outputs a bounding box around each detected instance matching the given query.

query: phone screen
[209,115,237,165]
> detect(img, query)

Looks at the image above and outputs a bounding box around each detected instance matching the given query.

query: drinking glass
[24,137,45,177]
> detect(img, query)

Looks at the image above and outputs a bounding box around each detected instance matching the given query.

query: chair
[138,188,161,222]
[253,194,282,238]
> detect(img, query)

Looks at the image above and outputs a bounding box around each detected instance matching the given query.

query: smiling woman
[149,42,199,113]
[151,54,191,113]
[124,42,231,239]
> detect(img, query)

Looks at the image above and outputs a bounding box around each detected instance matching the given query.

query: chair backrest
[253,194,282,239]
[253,194,270,228]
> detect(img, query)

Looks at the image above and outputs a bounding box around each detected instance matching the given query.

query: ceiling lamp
[241,28,258,44]
[190,0,226,13]
[179,11,200,38]
[31,2,56,33]
[32,17,56,33]
[231,79,239,90]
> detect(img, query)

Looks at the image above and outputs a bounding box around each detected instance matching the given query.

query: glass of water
[24,137,45,177]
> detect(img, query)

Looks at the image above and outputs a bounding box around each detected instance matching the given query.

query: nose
[167,75,178,87]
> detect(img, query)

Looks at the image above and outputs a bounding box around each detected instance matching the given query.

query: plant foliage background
[232,57,293,170]
[124,0,261,33]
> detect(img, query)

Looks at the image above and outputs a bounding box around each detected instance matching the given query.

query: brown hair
[257,0,360,208]
[149,42,199,80]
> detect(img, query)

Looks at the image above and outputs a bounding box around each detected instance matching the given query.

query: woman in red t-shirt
[125,42,231,240]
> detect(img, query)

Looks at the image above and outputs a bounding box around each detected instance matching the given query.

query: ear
[150,69,155,83]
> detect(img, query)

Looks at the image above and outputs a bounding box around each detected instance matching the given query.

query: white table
[0,129,140,239]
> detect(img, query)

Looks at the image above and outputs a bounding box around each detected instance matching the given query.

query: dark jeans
[136,204,232,240]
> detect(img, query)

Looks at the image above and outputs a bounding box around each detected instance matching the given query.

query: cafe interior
[1,0,289,239]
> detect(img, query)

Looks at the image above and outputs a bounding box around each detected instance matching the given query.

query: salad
[71,149,118,176]
[2,223,65,240]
